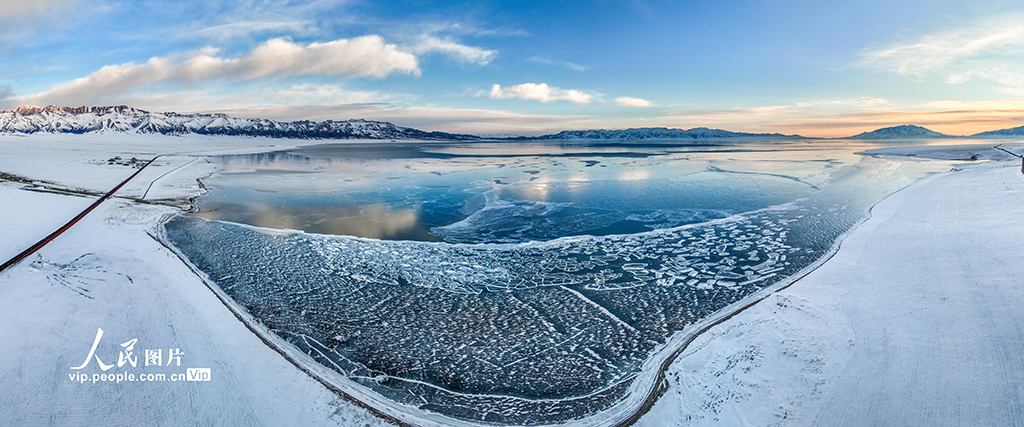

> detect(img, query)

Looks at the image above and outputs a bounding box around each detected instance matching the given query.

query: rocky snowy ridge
[0,105,479,140]
[520,127,805,140]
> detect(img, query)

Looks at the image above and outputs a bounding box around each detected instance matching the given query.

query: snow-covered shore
[639,157,1024,426]
[2,133,1022,426]
[0,134,394,426]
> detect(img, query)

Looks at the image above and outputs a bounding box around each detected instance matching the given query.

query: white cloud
[10,36,419,107]
[488,83,593,105]
[392,22,500,66]
[420,21,528,38]
[857,14,1024,93]
[408,34,497,65]
[231,37,418,79]
[945,67,1024,94]
[615,97,652,107]
[858,17,1024,75]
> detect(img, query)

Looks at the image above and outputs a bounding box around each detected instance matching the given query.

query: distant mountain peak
[848,124,952,139]
[970,124,1024,138]
[0,105,478,141]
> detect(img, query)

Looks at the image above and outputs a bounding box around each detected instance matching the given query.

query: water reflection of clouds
[314,205,421,240]
[566,174,590,196]
[535,182,550,201]
[616,168,650,181]
[524,177,551,201]
[192,202,426,240]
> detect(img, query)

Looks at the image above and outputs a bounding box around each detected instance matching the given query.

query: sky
[2,0,1024,137]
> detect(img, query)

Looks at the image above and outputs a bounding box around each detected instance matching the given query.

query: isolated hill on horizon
[847,124,954,139]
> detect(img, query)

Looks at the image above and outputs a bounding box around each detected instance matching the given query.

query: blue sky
[2,0,1024,136]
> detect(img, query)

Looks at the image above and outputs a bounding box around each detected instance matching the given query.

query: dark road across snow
[0,157,158,274]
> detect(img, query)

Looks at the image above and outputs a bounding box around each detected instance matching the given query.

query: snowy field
[1,134,1022,426]
[0,134,394,426]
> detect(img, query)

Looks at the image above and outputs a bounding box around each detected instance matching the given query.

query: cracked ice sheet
[164,204,820,423]
[637,162,1024,426]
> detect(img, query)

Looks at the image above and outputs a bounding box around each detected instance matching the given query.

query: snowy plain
[0,134,1022,426]
[0,134,394,426]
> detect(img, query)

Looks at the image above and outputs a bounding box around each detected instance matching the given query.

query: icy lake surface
[165,139,948,424]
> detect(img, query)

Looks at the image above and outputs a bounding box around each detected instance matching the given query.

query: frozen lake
[166,139,953,424]
[189,141,836,243]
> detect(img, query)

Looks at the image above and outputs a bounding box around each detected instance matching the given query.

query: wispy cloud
[529,56,587,72]
[170,0,361,43]
[615,97,652,107]
[0,0,81,47]
[945,67,1024,95]
[178,20,316,41]
[381,21,501,66]
[408,34,497,65]
[488,83,594,105]
[857,14,1024,93]
[7,36,419,107]
[414,21,528,39]
[795,97,891,108]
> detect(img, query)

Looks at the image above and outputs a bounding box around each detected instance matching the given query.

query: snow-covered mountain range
[517,127,805,141]
[4,105,1024,141]
[0,105,478,140]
